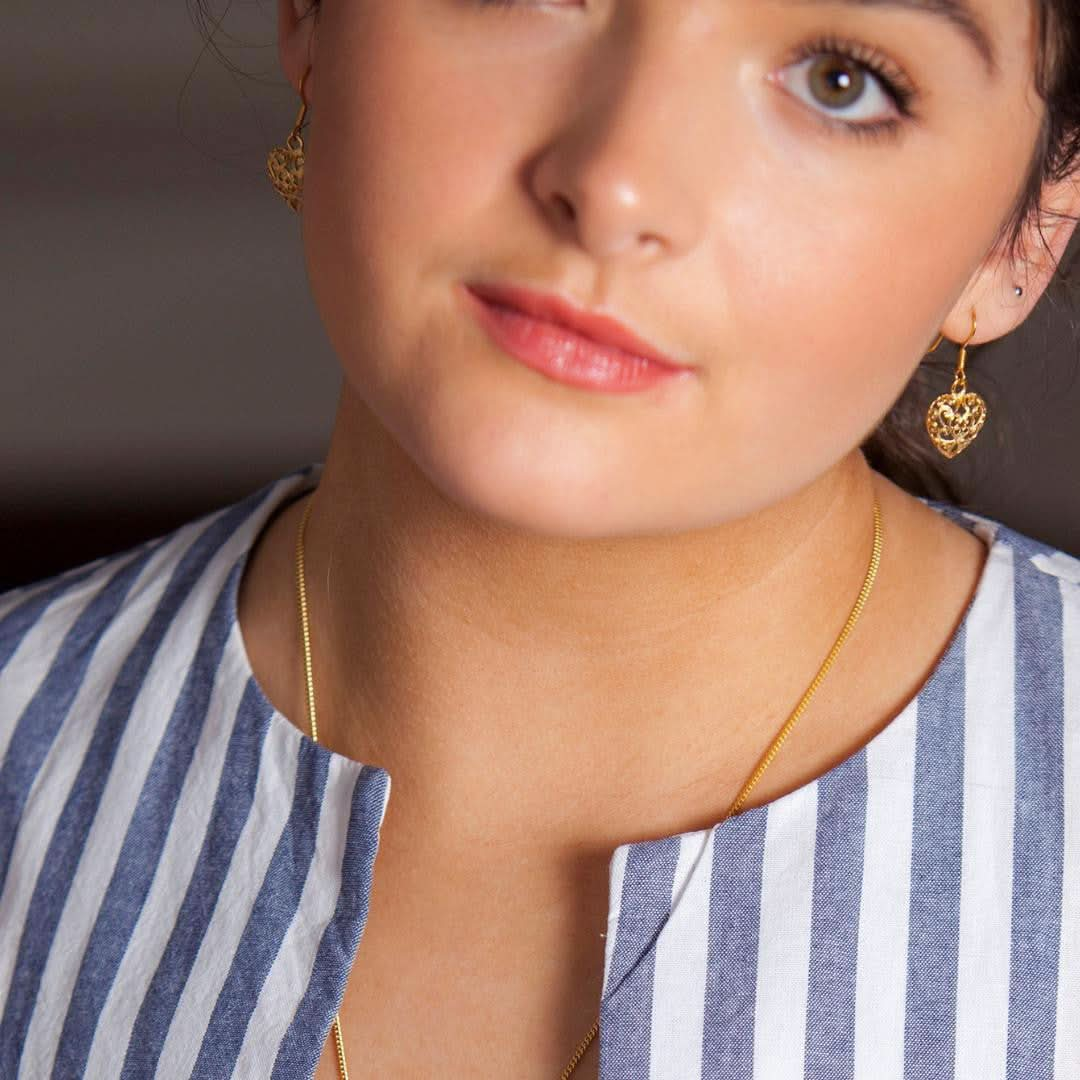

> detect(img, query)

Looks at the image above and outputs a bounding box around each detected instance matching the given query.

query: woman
[2,1,1079,1077]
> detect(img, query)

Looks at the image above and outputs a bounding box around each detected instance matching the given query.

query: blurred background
[3,0,1079,591]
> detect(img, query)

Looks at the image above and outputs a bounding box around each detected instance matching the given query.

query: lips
[464,281,688,370]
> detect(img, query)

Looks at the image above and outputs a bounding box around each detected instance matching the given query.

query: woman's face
[286,0,1046,537]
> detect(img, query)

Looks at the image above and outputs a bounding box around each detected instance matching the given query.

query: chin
[411,431,637,540]
[390,416,730,542]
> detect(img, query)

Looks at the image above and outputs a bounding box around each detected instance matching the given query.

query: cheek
[302,9,534,311]
[300,17,507,372]
[705,142,1010,462]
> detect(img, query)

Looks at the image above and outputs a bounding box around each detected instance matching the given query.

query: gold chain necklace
[294,492,883,1079]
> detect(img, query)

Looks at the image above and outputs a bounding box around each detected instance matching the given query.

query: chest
[306,844,611,1080]
[310,1006,602,1080]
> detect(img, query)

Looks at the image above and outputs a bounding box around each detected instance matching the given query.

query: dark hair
[191,0,1080,504]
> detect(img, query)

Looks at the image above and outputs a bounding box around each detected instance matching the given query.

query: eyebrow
[791,0,999,79]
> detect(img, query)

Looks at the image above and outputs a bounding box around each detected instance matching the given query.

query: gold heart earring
[267,66,311,212]
[924,308,988,459]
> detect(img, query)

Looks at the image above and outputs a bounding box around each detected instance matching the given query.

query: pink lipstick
[461,281,695,394]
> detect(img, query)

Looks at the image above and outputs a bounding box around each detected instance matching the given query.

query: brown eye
[773,47,905,134]
[807,55,867,109]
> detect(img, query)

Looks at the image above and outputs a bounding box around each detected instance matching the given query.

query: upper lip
[465,281,691,370]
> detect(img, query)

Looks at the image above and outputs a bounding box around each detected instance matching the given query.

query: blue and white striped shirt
[1,463,1078,1079]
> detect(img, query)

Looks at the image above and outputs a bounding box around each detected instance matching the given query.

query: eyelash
[473,2,922,144]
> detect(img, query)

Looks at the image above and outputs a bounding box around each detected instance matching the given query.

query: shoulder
[0,465,320,749]
[924,497,1080,589]
[922,497,1080,697]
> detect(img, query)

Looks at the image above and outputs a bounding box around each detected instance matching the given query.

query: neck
[281,393,884,848]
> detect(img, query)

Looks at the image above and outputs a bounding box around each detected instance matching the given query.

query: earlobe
[278,0,317,95]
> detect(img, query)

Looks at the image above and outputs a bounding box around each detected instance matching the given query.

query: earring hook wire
[926,307,977,357]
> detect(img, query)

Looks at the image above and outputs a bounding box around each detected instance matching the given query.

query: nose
[527,24,707,266]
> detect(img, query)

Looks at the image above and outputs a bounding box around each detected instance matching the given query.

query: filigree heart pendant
[925,390,987,458]
[267,137,305,212]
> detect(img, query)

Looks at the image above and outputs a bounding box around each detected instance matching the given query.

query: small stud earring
[1014,285,1024,297]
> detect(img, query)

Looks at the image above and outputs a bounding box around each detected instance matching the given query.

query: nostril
[553,193,576,222]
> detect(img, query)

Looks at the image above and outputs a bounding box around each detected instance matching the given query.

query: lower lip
[462,288,693,394]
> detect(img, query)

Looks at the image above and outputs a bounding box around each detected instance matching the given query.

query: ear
[278,0,319,98]
[941,171,1080,346]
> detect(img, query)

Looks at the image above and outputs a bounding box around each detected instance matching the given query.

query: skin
[238,1,1080,1074]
